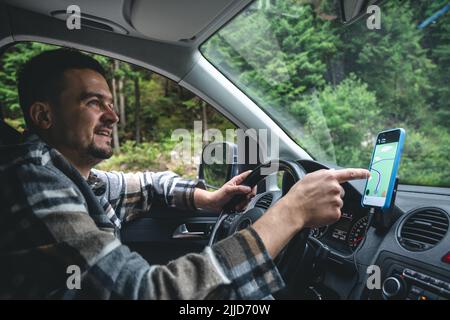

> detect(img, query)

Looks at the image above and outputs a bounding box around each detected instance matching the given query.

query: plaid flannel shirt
[0,133,284,299]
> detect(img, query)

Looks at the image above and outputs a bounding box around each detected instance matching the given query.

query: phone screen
[363,129,404,208]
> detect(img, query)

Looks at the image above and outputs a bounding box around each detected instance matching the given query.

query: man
[0,49,370,299]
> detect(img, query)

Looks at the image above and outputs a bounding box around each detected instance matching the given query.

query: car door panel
[121,205,217,264]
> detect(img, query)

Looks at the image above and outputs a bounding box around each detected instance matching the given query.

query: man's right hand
[252,168,370,258]
[278,168,371,230]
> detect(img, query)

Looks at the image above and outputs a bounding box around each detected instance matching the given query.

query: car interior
[0,0,449,300]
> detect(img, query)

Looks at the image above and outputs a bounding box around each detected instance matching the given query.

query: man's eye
[88,100,101,107]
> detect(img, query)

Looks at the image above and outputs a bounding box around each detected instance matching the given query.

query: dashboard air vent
[398,207,449,252]
[255,194,273,210]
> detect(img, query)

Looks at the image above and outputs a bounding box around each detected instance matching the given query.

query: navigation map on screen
[365,141,398,198]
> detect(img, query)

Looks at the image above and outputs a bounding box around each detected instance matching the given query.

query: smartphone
[362,128,405,210]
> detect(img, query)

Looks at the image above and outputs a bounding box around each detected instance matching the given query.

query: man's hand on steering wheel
[194,170,257,213]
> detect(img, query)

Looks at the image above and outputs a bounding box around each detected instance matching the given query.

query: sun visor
[129,0,234,42]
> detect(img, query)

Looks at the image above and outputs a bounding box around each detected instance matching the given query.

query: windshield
[201,0,450,188]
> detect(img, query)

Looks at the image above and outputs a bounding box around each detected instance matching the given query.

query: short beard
[87,141,113,160]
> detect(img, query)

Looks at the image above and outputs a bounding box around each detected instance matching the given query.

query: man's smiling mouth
[95,129,112,137]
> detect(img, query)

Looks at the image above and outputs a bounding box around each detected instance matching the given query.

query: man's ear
[29,102,53,130]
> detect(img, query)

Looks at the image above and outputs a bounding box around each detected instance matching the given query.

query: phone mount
[370,177,399,231]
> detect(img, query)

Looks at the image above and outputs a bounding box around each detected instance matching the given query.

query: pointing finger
[332,168,370,183]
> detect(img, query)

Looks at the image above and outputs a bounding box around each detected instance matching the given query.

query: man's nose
[102,104,120,124]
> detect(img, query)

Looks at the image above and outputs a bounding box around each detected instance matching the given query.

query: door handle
[172,223,211,239]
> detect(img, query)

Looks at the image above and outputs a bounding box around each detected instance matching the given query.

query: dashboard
[311,211,369,254]
[262,159,450,300]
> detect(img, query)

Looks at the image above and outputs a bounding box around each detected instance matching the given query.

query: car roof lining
[0,0,253,47]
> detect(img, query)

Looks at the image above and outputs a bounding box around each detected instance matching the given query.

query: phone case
[362,128,405,210]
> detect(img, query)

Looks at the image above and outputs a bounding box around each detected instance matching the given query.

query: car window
[201,0,450,187]
[0,42,237,179]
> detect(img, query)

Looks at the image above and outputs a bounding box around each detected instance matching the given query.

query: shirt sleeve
[2,163,284,299]
[91,169,202,222]
[209,227,286,299]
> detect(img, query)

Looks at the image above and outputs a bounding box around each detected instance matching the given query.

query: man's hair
[18,48,107,128]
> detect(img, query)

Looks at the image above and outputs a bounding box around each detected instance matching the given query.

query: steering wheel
[208,159,311,292]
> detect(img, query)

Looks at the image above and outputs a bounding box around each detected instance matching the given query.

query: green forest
[202,0,450,187]
[0,0,449,187]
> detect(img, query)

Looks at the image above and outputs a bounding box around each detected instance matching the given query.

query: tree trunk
[134,76,141,143]
[111,61,120,152]
[328,58,345,88]
[118,75,126,128]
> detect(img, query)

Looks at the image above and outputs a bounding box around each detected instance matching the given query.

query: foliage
[95,139,197,179]
[290,75,379,166]
[203,0,339,110]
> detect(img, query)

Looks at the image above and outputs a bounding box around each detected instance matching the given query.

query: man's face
[48,69,119,165]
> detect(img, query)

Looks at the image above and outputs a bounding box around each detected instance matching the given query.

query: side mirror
[198,142,239,190]
[338,0,383,25]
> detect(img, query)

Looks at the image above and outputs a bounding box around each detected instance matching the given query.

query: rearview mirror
[198,142,239,190]
[338,0,383,25]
